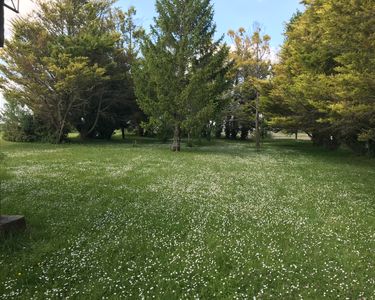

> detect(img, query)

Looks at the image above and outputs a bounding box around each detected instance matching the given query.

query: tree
[90,6,145,140]
[0,101,38,142]
[266,0,375,154]
[265,6,341,149]
[320,0,375,154]
[134,0,231,151]
[0,0,139,143]
[228,25,271,149]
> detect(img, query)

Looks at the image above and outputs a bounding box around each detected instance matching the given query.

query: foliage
[134,0,231,151]
[0,0,140,143]
[226,26,272,143]
[265,0,375,154]
[80,6,145,140]
[0,102,39,142]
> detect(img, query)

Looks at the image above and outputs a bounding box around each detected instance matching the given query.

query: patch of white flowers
[1,143,374,299]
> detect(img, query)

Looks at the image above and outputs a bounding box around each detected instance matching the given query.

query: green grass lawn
[1,137,374,299]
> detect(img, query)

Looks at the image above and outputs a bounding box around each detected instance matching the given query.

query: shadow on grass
[68,134,168,146]
[180,138,375,169]
[2,134,373,167]
[264,139,375,167]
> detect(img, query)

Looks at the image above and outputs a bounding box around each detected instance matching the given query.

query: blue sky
[117,0,304,49]
[0,0,303,108]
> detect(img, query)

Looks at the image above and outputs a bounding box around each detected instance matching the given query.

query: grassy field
[0,137,374,299]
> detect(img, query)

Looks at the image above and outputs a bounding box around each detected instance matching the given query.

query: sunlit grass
[1,137,374,299]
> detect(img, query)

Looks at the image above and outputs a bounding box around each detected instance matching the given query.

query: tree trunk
[368,140,375,157]
[255,92,260,151]
[86,95,103,136]
[121,127,125,140]
[187,132,193,147]
[305,131,313,139]
[255,31,261,151]
[171,125,181,152]
[79,128,89,140]
[295,131,298,140]
[56,122,65,144]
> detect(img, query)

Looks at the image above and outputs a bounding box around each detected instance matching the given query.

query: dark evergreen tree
[134,0,231,151]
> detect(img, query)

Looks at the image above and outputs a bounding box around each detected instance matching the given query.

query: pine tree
[134,0,231,151]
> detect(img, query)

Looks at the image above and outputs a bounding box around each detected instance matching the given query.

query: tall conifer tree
[266,0,375,154]
[134,0,230,151]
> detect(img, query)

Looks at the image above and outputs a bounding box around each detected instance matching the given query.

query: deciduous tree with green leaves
[228,25,271,148]
[0,0,139,143]
[134,0,231,151]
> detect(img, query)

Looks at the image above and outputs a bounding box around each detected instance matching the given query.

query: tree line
[264,0,374,155]
[0,0,373,155]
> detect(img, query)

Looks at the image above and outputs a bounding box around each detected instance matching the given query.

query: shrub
[0,102,38,142]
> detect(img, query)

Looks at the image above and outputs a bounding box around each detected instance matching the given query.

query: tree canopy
[134,0,231,151]
[0,0,373,156]
[0,0,140,142]
[265,0,375,154]
[227,25,271,147]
